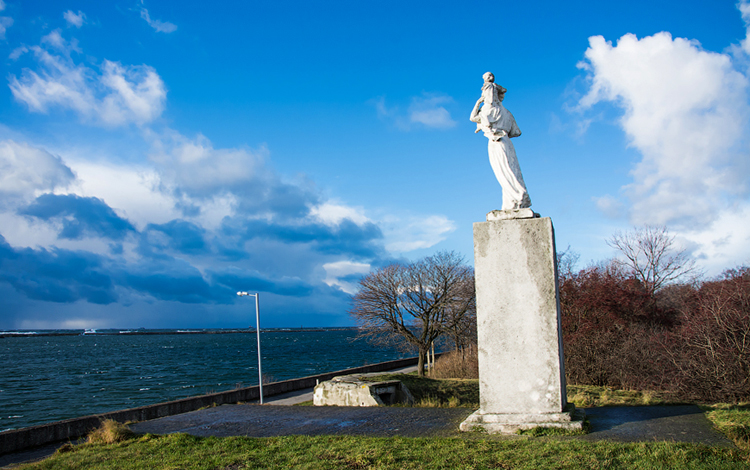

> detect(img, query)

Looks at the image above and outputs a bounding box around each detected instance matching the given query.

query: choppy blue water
[0,328,408,432]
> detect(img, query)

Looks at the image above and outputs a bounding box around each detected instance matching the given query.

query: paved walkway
[131,405,471,438]
[581,405,732,446]
[128,403,732,446]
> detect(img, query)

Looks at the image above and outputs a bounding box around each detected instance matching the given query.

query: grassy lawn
[702,403,750,451]
[11,376,750,469]
[567,385,682,407]
[16,433,750,469]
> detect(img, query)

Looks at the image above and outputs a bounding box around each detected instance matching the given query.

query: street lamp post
[236,291,263,404]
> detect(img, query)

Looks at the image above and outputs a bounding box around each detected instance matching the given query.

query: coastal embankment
[0,355,425,456]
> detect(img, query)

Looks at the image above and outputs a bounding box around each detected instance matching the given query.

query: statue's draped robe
[471,101,531,210]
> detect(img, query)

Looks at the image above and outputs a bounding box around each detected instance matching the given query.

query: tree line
[351,226,750,402]
[561,226,749,402]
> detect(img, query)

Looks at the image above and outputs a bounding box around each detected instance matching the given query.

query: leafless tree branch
[350,251,476,376]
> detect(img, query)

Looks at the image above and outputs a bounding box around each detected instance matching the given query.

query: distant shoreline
[0,327,360,338]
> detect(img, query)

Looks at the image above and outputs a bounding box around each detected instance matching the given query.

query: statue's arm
[470,97,483,123]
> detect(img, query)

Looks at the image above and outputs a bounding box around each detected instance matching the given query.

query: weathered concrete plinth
[486,208,539,221]
[313,375,414,407]
[460,216,583,434]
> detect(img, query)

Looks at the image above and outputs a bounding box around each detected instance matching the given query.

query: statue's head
[481,72,506,105]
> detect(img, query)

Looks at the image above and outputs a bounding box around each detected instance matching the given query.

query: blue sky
[1,0,749,329]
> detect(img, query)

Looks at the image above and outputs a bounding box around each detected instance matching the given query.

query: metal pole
[237,291,264,405]
[254,293,263,404]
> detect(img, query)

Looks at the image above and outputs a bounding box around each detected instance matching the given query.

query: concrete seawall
[0,356,422,455]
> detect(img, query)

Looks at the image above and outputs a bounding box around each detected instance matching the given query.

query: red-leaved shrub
[663,268,750,402]
[561,262,750,402]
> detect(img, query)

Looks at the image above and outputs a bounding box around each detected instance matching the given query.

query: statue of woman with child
[470,72,532,212]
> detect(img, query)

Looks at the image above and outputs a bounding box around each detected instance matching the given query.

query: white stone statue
[471,72,531,212]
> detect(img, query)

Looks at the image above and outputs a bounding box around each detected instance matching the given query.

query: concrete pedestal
[460,216,583,433]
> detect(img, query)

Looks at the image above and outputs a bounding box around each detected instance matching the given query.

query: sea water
[0,329,408,432]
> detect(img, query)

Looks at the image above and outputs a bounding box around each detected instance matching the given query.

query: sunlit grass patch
[567,384,679,407]
[17,433,750,470]
[703,403,750,451]
[86,419,136,445]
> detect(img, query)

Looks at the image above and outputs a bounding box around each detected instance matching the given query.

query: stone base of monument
[485,208,539,221]
[460,215,584,434]
[460,406,585,434]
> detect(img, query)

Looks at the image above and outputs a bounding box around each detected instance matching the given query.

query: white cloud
[0,210,62,249]
[373,93,457,130]
[594,194,624,219]
[139,7,177,33]
[40,29,80,54]
[0,0,10,39]
[9,32,166,126]
[309,201,371,226]
[578,31,750,228]
[0,140,75,200]
[63,10,86,28]
[408,93,457,129]
[740,0,750,55]
[678,202,750,275]
[383,214,456,253]
[9,45,27,60]
[322,260,370,294]
[99,60,166,125]
[146,131,270,198]
[0,15,12,40]
[65,159,178,229]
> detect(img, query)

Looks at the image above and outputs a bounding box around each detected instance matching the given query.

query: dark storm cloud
[212,268,314,297]
[135,213,384,262]
[123,264,233,304]
[0,228,328,306]
[254,182,318,219]
[1,167,386,321]
[0,235,118,304]
[143,219,209,255]
[19,194,136,240]
[0,235,232,305]
[222,218,385,259]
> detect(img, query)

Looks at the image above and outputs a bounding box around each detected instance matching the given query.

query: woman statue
[470,72,531,210]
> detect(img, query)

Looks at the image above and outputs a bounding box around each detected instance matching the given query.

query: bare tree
[441,275,477,351]
[607,225,698,298]
[556,245,580,284]
[350,251,475,376]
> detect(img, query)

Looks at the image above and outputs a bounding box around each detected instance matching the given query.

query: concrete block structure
[313,375,414,407]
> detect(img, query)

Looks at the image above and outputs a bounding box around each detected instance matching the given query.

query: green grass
[702,403,750,451]
[16,379,750,469]
[15,433,750,469]
[567,385,680,407]
[362,373,479,408]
